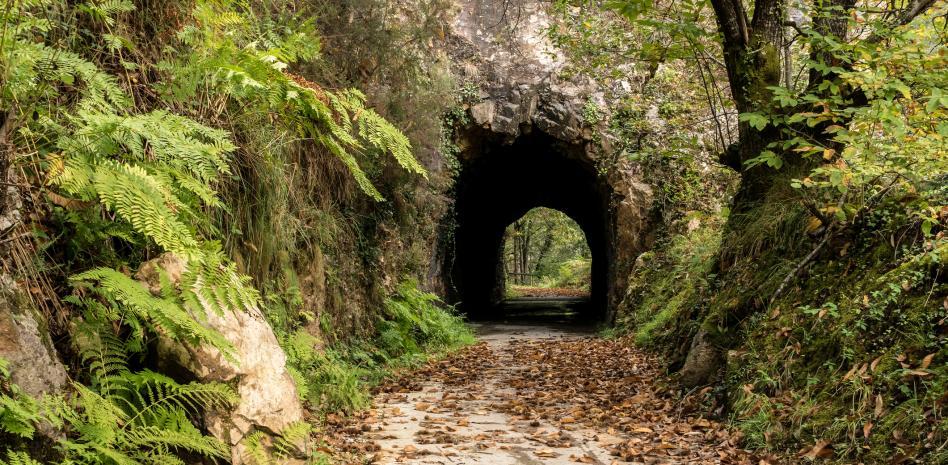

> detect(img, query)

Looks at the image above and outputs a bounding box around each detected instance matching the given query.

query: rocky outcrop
[678,329,724,387]
[449,0,603,144]
[0,275,69,398]
[0,176,69,399]
[137,254,306,465]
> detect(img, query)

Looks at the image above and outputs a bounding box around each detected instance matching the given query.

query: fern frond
[243,431,273,465]
[124,371,235,428]
[92,162,200,256]
[181,244,262,317]
[0,450,44,465]
[355,105,425,178]
[71,268,233,354]
[75,110,235,181]
[122,425,230,459]
[0,392,41,439]
[67,383,128,445]
[73,322,132,401]
[271,421,311,458]
[168,3,425,201]
[317,133,383,201]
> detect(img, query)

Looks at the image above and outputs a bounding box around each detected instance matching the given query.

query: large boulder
[136,254,306,464]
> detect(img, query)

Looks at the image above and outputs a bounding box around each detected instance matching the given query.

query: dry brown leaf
[535,449,559,458]
[801,439,833,459]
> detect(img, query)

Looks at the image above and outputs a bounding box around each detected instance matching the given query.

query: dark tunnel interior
[447,129,613,321]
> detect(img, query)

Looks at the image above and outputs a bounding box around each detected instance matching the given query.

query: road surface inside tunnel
[343,303,751,464]
[471,297,597,326]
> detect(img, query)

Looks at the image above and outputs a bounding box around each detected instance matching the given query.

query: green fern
[48,109,238,256]
[123,371,236,428]
[0,389,43,439]
[243,421,311,465]
[93,162,201,256]
[63,323,235,464]
[73,321,133,401]
[271,421,311,458]
[0,451,44,465]
[71,268,234,355]
[340,89,426,178]
[59,383,231,465]
[181,245,262,318]
[169,0,425,201]
[77,0,135,27]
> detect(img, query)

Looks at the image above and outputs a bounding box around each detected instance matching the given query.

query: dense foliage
[1,0,944,463]
[0,0,467,463]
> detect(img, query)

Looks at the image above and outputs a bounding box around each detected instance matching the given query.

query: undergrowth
[279,280,474,415]
[616,211,724,352]
[618,194,947,463]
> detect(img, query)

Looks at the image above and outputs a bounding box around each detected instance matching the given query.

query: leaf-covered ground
[333,324,758,464]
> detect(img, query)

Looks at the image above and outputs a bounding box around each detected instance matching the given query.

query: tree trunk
[682,0,795,386]
[533,229,554,276]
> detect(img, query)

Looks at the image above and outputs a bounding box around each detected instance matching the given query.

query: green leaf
[927,88,944,113]
[744,150,783,170]
[890,81,912,99]
[739,112,769,131]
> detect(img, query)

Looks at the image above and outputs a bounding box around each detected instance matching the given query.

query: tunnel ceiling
[447,128,613,319]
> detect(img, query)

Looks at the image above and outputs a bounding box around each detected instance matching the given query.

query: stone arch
[440,120,654,321]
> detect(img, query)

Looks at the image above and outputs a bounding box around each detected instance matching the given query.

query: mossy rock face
[617,213,723,349]
[621,170,946,461]
[678,328,725,387]
[0,275,69,399]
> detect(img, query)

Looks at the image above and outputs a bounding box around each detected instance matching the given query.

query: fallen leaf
[801,439,833,459]
[535,449,559,458]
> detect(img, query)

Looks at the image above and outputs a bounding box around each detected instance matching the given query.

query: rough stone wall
[0,176,69,399]
[440,0,656,316]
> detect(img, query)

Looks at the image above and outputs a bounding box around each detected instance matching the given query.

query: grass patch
[617,212,723,349]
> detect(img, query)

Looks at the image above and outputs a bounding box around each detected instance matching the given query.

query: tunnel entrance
[445,128,614,321]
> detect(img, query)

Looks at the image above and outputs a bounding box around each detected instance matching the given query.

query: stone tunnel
[432,0,657,322]
[447,127,612,319]
[438,114,655,321]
